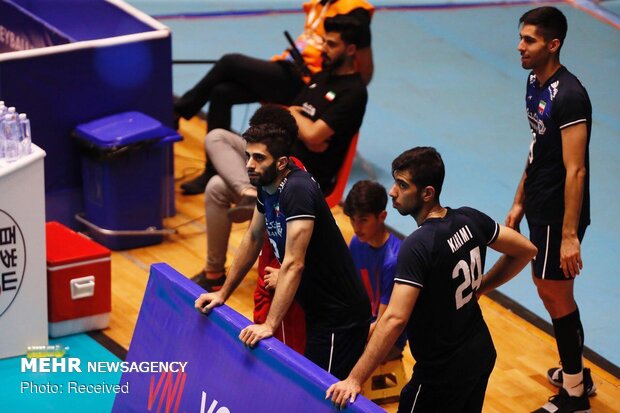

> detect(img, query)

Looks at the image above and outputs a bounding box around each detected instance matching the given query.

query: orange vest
[273,0,374,73]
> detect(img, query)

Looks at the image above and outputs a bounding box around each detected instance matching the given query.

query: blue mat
[0,334,121,413]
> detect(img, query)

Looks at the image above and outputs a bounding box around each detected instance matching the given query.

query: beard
[394,194,424,218]
[321,52,345,72]
[249,161,278,187]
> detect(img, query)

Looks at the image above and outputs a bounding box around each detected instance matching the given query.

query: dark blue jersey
[257,166,371,330]
[524,66,592,226]
[395,207,499,382]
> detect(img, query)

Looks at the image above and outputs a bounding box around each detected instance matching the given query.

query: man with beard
[194,105,371,380]
[327,147,537,412]
[193,15,367,292]
[176,0,374,195]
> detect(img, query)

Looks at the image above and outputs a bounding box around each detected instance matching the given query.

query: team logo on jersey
[538,100,547,114]
[324,91,336,101]
[302,102,316,116]
[274,203,281,217]
[309,83,317,89]
[549,80,559,101]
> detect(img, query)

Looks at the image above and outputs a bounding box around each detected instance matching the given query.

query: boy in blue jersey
[507,7,594,412]
[344,180,406,361]
[327,147,537,412]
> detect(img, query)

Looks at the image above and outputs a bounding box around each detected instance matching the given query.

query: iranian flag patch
[538,100,547,114]
[324,91,336,101]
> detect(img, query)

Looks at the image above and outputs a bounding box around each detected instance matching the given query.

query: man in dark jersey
[175,0,374,195]
[327,147,536,412]
[505,7,594,413]
[195,106,371,380]
[193,15,368,291]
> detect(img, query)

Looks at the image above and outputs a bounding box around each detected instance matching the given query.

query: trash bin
[73,111,181,250]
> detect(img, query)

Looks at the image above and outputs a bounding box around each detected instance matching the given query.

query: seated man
[175,0,374,194]
[343,180,407,361]
[194,15,368,290]
[195,106,371,380]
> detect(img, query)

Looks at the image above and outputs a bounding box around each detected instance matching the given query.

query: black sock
[551,308,584,374]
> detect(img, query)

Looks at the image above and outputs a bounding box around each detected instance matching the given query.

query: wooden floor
[102,117,620,412]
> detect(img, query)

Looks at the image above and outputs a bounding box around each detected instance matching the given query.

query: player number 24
[452,246,482,310]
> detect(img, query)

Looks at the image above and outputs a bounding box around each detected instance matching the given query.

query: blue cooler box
[74,112,181,250]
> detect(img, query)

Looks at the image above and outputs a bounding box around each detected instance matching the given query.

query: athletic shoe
[532,388,591,413]
[191,271,225,292]
[547,367,597,396]
[181,170,210,195]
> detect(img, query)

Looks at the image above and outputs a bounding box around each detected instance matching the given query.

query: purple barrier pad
[113,263,383,413]
[0,0,71,53]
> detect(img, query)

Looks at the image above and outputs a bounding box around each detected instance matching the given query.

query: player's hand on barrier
[264,266,279,291]
[560,234,583,278]
[194,292,224,314]
[505,204,524,232]
[325,378,361,410]
[239,323,274,348]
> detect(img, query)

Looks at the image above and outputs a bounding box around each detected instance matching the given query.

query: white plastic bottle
[2,113,21,162]
[18,113,31,156]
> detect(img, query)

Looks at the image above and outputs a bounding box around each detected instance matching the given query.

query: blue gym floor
[0,334,122,412]
[131,0,620,369]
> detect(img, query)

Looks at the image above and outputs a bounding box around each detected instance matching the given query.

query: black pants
[397,370,493,413]
[174,53,306,132]
[304,323,369,381]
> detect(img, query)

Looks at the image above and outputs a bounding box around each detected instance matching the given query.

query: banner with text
[112,263,382,413]
[0,1,71,53]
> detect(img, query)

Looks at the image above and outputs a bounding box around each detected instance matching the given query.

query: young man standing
[327,147,537,412]
[194,106,371,381]
[343,180,405,360]
[506,7,594,412]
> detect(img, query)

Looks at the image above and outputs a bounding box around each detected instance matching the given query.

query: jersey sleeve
[554,82,590,130]
[394,234,431,289]
[279,175,319,221]
[461,207,500,245]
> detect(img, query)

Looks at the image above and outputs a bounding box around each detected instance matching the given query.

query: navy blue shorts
[528,223,587,280]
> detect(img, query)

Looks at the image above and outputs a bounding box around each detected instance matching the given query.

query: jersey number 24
[452,246,482,310]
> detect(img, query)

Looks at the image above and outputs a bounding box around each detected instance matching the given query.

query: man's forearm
[263,260,303,330]
[348,314,405,384]
[220,228,263,299]
[562,167,585,237]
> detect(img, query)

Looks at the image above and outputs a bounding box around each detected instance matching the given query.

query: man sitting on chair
[193,14,368,291]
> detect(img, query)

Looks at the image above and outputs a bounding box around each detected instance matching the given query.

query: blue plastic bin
[74,112,182,250]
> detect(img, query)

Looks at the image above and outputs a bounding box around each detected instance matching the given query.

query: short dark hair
[323,14,366,48]
[519,6,568,49]
[392,147,445,200]
[243,105,298,159]
[343,180,387,217]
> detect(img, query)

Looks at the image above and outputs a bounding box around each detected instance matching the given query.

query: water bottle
[26,344,70,358]
[2,113,21,162]
[18,113,31,156]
